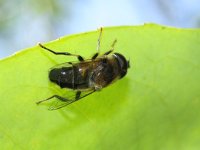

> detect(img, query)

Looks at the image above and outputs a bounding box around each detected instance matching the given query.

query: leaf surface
[0,24,200,150]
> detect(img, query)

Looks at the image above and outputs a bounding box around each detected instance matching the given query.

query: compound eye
[113,53,129,78]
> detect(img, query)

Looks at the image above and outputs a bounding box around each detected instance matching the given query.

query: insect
[36,28,130,110]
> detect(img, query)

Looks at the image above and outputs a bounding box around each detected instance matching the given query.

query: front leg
[104,39,117,55]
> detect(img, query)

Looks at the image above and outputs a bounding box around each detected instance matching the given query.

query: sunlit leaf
[0,24,200,150]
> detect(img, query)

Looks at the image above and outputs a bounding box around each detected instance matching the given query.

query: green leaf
[0,24,200,150]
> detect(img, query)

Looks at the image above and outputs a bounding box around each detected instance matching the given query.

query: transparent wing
[49,62,73,70]
[37,90,96,110]
[49,58,103,70]
[49,90,95,110]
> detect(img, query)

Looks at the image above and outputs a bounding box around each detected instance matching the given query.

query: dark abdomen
[49,63,91,90]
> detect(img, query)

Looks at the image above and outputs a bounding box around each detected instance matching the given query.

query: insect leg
[38,43,84,61]
[92,27,103,59]
[103,39,117,56]
[36,95,69,104]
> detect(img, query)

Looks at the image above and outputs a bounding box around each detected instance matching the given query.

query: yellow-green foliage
[0,24,200,150]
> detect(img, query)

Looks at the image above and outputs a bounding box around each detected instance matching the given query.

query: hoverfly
[36,28,130,110]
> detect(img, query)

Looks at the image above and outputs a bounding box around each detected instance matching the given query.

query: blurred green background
[0,0,200,58]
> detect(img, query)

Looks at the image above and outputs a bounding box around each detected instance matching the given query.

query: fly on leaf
[36,28,130,110]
